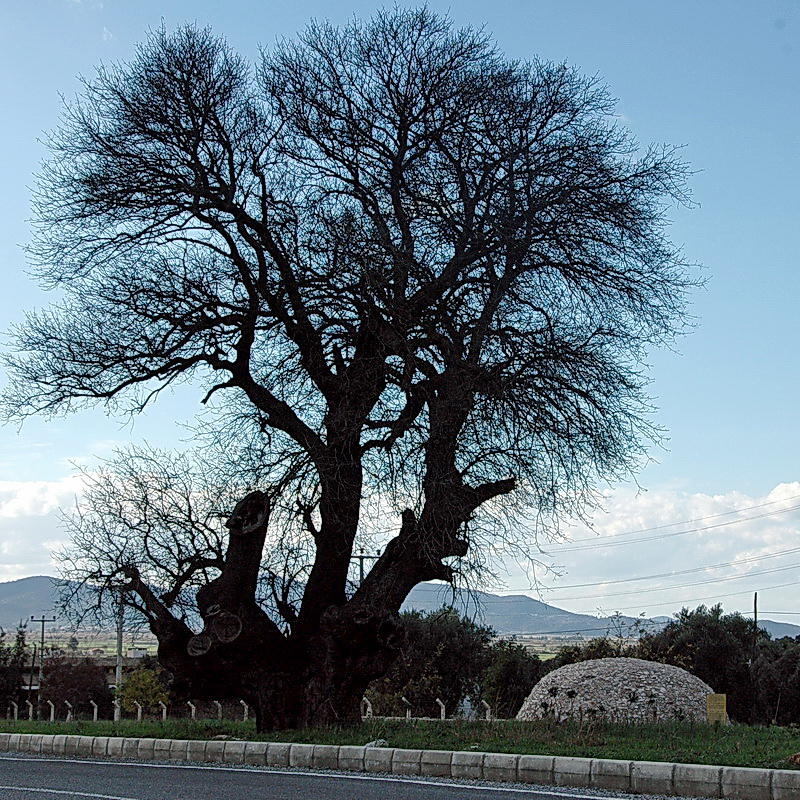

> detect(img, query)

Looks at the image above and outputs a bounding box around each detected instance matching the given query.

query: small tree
[367,609,494,717]
[636,604,764,723]
[40,656,113,718]
[118,666,169,715]
[482,639,544,718]
[0,625,28,709]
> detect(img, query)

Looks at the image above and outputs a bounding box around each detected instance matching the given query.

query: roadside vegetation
[2,717,799,770]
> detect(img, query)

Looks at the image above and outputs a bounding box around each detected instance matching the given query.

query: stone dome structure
[516,657,713,723]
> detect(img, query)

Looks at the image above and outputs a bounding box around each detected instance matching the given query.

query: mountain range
[2,575,799,639]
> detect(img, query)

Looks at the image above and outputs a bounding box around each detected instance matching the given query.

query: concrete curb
[1,732,797,799]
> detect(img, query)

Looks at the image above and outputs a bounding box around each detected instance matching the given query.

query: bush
[40,655,113,718]
[118,667,169,715]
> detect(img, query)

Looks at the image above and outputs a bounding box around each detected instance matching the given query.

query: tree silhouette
[3,10,693,729]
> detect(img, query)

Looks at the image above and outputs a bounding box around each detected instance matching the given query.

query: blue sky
[0,1,798,622]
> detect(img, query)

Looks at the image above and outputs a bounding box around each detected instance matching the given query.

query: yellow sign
[707,693,728,724]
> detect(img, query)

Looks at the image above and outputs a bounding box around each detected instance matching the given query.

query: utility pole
[751,591,758,723]
[30,615,56,700]
[351,549,380,585]
[114,591,124,721]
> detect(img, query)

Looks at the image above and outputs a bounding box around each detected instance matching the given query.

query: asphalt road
[0,754,636,800]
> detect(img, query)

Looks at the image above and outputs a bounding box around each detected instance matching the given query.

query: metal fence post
[239,699,248,722]
[481,699,492,721]
[64,700,73,722]
[25,700,34,721]
[213,700,222,720]
[158,701,167,722]
[89,700,98,722]
[435,698,446,720]
[46,700,55,722]
[187,701,196,720]
[401,696,412,720]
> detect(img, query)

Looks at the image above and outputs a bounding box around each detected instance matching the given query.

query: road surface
[0,754,654,800]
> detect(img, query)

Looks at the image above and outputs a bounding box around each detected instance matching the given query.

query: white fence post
[401,696,412,720]
[46,700,55,722]
[25,700,34,721]
[133,701,142,722]
[89,700,98,722]
[481,699,492,721]
[187,701,196,720]
[361,696,373,719]
[239,699,248,722]
[158,701,167,722]
[213,700,222,720]
[435,698,446,720]
[10,702,18,721]
[113,699,121,721]
[64,700,73,722]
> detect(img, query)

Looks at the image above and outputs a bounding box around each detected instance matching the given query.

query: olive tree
[3,10,693,729]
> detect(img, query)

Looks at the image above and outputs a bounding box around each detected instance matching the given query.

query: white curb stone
[338,745,365,771]
[364,746,393,773]
[483,752,519,782]
[631,759,675,794]
[518,754,554,784]
[772,769,800,800]
[64,735,82,756]
[222,741,246,763]
[153,738,172,759]
[722,766,772,800]
[243,741,268,765]
[420,749,452,777]
[451,751,484,779]
[288,742,314,768]
[553,756,592,787]
[203,740,225,762]
[392,748,423,775]
[186,740,207,761]
[137,738,156,759]
[265,741,291,767]
[121,738,139,758]
[312,744,340,769]
[591,758,632,791]
[674,763,723,798]
[106,737,124,757]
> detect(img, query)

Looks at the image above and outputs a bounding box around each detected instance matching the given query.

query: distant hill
[2,575,799,640]
[0,576,61,631]
[402,582,663,636]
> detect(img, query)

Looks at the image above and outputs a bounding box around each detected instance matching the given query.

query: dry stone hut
[516,657,713,723]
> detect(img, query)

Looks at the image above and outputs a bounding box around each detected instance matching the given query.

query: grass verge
[2,718,799,771]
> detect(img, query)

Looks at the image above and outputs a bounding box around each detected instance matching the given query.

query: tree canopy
[2,9,694,729]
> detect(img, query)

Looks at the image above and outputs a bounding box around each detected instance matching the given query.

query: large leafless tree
[2,10,694,729]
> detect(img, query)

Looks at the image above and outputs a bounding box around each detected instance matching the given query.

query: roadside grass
[2,717,799,770]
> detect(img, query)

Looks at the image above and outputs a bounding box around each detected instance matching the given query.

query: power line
[540,544,800,590]
[558,492,800,543]
[547,503,800,553]
[597,578,800,614]
[545,562,800,604]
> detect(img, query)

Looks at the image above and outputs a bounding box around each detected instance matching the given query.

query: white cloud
[502,481,800,621]
[101,27,113,42]
[0,476,83,519]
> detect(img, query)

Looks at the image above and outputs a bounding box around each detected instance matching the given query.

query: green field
[3,718,799,770]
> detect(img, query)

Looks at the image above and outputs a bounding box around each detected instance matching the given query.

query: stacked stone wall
[516,657,713,724]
